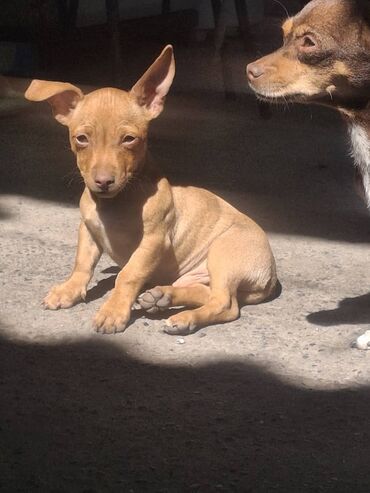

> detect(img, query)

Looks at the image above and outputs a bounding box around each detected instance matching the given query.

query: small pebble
[176,337,185,344]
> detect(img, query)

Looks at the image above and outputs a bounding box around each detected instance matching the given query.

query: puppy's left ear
[25,80,83,125]
[130,45,175,119]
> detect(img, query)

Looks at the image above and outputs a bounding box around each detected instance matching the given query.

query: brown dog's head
[25,45,175,198]
[247,0,370,110]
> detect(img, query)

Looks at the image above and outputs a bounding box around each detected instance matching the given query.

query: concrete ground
[1,38,370,492]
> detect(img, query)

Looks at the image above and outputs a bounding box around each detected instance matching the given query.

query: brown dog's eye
[121,135,138,147]
[75,134,89,147]
[300,35,316,51]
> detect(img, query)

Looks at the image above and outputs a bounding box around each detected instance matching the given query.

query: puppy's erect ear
[25,80,83,125]
[130,45,175,119]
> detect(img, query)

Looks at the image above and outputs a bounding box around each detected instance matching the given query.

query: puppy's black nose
[247,62,265,81]
[95,175,115,192]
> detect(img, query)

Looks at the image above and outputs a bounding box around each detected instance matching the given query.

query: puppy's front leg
[43,222,101,309]
[94,234,164,334]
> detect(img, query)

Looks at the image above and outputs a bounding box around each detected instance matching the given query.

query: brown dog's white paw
[43,282,86,310]
[351,330,370,350]
[93,301,130,334]
[137,287,172,314]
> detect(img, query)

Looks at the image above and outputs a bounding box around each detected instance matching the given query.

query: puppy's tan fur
[25,46,277,335]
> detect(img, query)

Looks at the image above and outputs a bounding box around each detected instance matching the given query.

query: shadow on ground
[308,292,370,327]
[0,332,369,492]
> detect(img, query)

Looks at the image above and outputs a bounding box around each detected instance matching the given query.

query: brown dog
[246,0,370,203]
[246,0,370,348]
[25,46,278,335]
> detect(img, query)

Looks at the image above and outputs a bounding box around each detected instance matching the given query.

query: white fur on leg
[349,124,370,349]
[349,123,370,208]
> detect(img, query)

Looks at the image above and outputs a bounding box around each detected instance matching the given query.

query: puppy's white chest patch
[349,123,370,208]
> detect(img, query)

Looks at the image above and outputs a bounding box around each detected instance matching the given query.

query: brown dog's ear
[130,45,175,119]
[25,80,83,125]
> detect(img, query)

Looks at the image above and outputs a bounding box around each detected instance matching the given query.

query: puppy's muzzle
[94,172,115,193]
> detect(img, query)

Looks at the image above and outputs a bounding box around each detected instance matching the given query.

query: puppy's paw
[351,330,370,350]
[43,282,86,310]
[94,301,130,334]
[163,310,196,335]
[137,287,172,314]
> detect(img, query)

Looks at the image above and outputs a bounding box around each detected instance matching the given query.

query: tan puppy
[25,45,278,335]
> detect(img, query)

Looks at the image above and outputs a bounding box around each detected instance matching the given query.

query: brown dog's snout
[246,62,265,82]
[94,172,115,192]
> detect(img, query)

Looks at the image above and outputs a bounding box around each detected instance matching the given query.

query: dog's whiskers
[62,169,82,188]
[271,0,290,19]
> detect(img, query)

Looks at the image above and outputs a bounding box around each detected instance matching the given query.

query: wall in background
[0,1,302,30]
[77,0,265,29]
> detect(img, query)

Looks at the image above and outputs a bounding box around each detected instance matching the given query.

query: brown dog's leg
[137,284,211,313]
[43,222,101,309]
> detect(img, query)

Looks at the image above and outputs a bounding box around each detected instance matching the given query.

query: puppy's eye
[75,134,89,147]
[121,135,138,147]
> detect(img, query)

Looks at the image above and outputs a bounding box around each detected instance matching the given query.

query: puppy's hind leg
[138,283,211,313]
[163,233,241,334]
[163,285,239,335]
[163,225,277,334]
